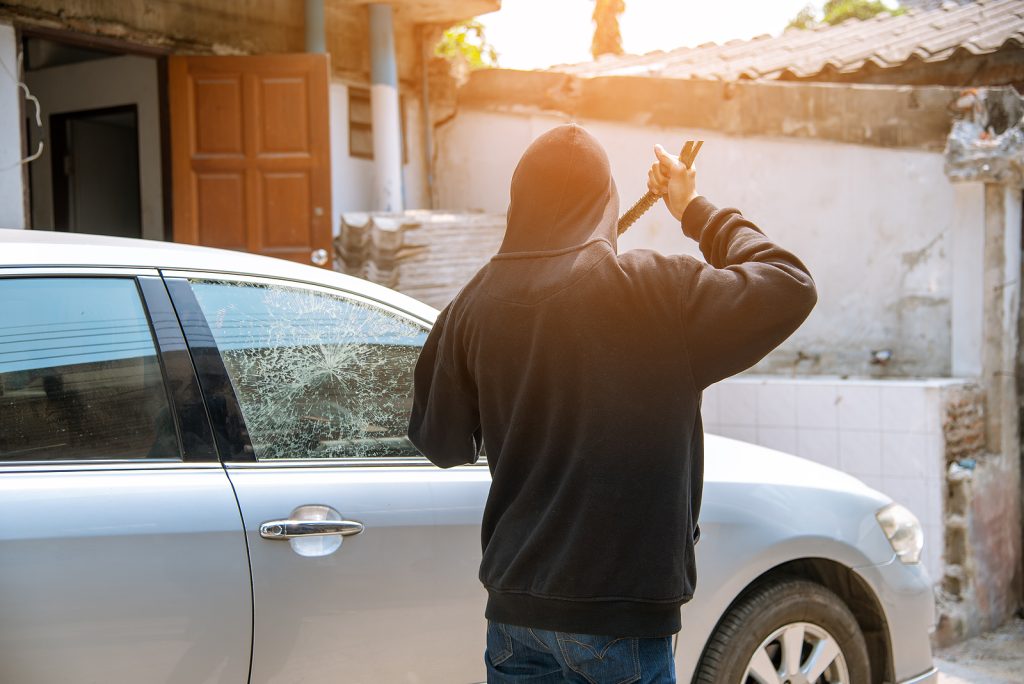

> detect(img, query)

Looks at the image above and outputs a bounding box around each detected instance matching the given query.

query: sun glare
[478,0,822,71]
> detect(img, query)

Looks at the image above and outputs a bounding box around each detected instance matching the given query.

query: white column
[369,3,404,212]
[0,23,25,229]
[950,182,986,377]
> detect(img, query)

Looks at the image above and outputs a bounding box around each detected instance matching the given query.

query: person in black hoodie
[408,123,816,683]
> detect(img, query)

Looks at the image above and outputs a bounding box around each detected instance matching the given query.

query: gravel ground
[935,617,1024,684]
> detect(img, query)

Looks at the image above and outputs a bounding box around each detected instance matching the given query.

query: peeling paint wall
[936,384,1023,646]
[435,108,959,377]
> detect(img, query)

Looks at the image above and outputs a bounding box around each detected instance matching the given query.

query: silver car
[0,229,937,684]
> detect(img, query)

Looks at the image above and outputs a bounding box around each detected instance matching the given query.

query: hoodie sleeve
[678,197,817,390]
[408,305,482,468]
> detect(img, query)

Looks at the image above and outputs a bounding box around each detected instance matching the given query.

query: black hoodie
[408,124,816,637]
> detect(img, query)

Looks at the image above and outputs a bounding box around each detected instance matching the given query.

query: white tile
[881,385,929,433]
[717,382,758,427]
[839,430,883,477]
[927,477,944,525]
[796,384,838,429]
[700,386,720,425]
[881,432,930,480]
[925,434,945,481]
[858,472,884,492]
[717,424,757,444]
[758,427,798,454]
[883,475,929,522]
[757,383,797,427]
[924,388,942,435]
[797,428,840,468]
[837,385,882,431]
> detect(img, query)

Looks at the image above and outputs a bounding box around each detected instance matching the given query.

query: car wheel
[694,578,871,684]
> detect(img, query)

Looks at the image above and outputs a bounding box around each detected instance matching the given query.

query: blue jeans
[485,621,676,683]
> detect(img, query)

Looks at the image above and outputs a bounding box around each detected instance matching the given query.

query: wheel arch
[690,557,893,684]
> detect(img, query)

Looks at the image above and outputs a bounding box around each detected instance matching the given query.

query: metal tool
[617,140,703,235]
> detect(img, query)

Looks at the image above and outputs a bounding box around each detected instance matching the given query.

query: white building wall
[328,80,431,233]
[0,23,25,229]
[435,109,960,378]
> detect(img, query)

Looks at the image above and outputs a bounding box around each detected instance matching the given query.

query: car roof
[0,229,438,323]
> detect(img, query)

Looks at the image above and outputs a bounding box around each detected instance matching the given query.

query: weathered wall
[435,106,960,377]
[0,1,433,84]
[936,383,1023,645]
[0,22,24,229]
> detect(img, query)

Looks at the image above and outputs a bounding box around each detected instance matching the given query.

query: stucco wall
[435,109,960,378]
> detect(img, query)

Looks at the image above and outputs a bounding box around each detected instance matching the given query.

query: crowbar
[617,140,703,235]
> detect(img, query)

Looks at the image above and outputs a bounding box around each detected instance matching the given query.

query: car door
[0,271,251,684]
[164,272,490,684]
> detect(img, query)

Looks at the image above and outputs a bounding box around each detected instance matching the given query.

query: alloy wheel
[742,621,850,684]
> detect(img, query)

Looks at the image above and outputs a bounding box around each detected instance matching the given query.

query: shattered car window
[190,280,428,460]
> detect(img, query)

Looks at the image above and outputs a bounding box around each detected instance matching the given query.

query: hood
[498,124,619,254]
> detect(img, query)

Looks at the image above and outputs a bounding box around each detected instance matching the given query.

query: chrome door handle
[260,519,364,539]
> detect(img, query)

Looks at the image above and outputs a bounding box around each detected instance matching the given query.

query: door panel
[174,274,489,682]
[0,468,252,684]
[227,465,489,684]
[169,55,331,266]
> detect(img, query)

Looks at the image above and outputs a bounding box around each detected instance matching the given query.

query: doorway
[22,34,166,241]
[50,105,141,238]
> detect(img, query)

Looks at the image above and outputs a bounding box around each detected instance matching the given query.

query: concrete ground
[935,617,1024,684]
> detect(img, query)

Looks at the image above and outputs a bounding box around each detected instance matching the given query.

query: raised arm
[648,145,817,389]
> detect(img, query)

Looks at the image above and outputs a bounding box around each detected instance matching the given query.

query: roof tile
[552,0,1024,83]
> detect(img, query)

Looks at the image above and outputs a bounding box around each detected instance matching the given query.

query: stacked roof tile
[552,0,1024,83]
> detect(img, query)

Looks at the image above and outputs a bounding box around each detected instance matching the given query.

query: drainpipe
[369,3,404,212]
[305,0,326,53]
[419,25,435,209]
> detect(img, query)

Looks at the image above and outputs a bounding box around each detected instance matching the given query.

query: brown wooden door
[169,54,332,266]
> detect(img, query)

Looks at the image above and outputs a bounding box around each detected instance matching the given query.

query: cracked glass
[190,280,428,460]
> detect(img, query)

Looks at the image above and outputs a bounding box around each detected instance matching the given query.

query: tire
[694,578,871,684]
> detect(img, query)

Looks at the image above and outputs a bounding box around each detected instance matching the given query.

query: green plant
[787,0,905,30]
[435,20,498,70]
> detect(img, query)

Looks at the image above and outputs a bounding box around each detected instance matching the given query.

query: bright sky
[477,0,820,70]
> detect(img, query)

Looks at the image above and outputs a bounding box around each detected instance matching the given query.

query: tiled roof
[552,0,1024,82]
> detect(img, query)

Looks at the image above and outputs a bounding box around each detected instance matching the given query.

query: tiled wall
[702,376,971,581]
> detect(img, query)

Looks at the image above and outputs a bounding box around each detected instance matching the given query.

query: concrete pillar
[305,0,326,53]
[951,182,986,378]
[369,3,404,212]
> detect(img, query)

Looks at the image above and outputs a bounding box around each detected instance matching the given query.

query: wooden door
[169,55,332,267]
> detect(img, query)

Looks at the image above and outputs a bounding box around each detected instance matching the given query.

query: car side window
[0,278,180,461]
[189,279,428,460]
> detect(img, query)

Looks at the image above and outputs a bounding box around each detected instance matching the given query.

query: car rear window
[0,278,179,462]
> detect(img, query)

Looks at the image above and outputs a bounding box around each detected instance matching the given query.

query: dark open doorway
[50,105,142,238]
[21,30,171,241]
